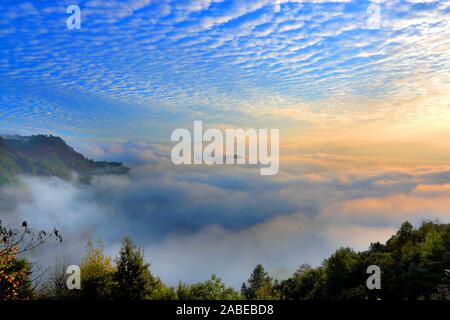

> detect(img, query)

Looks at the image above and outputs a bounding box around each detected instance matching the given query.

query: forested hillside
[0,135,129,184]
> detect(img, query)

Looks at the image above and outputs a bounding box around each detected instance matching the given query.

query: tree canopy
[1,220,449,300]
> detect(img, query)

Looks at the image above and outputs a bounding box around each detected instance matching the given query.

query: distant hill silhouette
[0,134,129,184]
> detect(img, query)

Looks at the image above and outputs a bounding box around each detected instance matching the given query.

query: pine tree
[241,264,275,299]
[113,237,159,299]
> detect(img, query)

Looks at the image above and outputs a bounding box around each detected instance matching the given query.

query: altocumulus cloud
[1,141,450,287]
[1,0,449,139]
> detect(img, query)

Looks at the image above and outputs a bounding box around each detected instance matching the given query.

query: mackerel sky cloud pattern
[1,0,449,139]
[2,0,450,286]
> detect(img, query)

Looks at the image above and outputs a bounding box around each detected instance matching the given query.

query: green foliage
[113,237,169,300]
[278,221,450,300]
[37,239,175,301]
[0,135,129,185]
[8,221,449,301]
[79,240,115,299]
[149,281,177,300]
[0,249,33,300]
[0,150,20,184]
[241,264,277,300]
[1,221,62,300]
[277,264,322,300]
[313,247,366,300]
[177,275,240,300]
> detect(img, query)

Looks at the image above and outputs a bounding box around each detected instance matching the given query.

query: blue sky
[1,1,450,286]
[1,0,449,142]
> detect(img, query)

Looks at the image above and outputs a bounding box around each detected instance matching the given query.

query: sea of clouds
[1,140,450,288]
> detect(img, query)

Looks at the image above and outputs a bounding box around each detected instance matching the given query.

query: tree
[278,264,322,300]
[38,259,78,300]
[0,220,62,258]
[177,275,240,300]
[0,246,32,299]
[241,264,276,300]
[376,221,450,300]
[315,247,365,300]
[113,237,172,300]
[0,220,61,300]
[79,240,115,299]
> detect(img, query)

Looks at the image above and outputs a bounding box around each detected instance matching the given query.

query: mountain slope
[0,135,129,184]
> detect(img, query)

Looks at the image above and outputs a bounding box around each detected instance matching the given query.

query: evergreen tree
[241,264,276,299]
[316,247,365,300]
[114,237,168,299]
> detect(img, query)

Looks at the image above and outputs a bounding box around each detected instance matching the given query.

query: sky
[1,0,450,287]
[1,0,449,142]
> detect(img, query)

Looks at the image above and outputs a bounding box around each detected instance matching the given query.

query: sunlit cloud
[1,0,450,288]
[0,0,449,142]
[1,140,450,286]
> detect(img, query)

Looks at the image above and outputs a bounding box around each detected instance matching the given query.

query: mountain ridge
[0,134,129,184]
